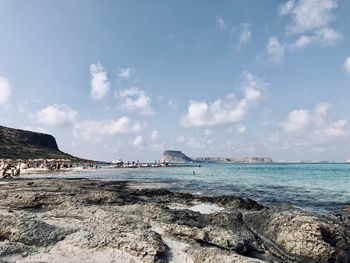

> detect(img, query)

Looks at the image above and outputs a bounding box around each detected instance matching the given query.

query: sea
[48,163,350,215]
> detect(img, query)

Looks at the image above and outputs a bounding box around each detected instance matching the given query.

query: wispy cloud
[237,124,247,133]
[278,0,337,34]
[150,130,159,140]
[0,76,12,105]
[344,57,350,74]
[176,132,214,150]
[267,37,287,64]
[90,63,110,100]
[268,0,341,64]
[216,15,227,30]
[132,135,144,147]
[116,87,153,115]
[290,27,342,49]
[237,23,252,50]
[118,67,134,79]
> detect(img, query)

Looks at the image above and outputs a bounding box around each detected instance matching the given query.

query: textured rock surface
[0,215,72,247]
[244,208,350,263]
[0,178,348,263]
[187,246,266,263]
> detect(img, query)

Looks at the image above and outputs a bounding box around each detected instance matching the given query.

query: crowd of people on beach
[112,160,170,168]
[0,159,74,178]
[0,161,21,178]
[0,159,177,179]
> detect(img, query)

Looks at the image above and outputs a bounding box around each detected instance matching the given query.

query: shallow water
[38,163,350,214]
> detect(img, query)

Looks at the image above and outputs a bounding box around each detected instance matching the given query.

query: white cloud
[290,27,342,49]
[118,67,134,79]
[203,129,212,136]
[0,76,12,105]
[267,37,287,64]
[216,16,227,30]
[344,57,350,74]
[282,103,346,141]
[315,27,342,44]
[237,124,246,133]
[283,109,310,132]
[180,72,267,127]
[73,116,144,142]
[132,135,144,147]
[278,0,337,34]
[271,102,347,149]
[289,35,313,49]
[271,0,341,63]
[37,104,77,126]
[116,87,153,115]
[167,100,177,110]
[237,23,251,49]
[150,130,159,140]
[90,63,110,100]
[278,0,296,16]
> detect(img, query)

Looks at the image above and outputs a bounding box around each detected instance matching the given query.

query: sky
[0,0,350,162]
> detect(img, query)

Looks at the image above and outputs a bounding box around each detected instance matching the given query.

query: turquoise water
[60,163,350,214]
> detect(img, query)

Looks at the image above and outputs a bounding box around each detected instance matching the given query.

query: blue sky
[1,0,350,162]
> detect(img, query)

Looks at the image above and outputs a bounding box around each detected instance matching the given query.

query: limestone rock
[0,215,72,247]
[244,208,350,263]
[187,246,266,263]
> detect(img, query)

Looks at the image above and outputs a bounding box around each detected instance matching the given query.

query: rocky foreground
[0,179,349,263]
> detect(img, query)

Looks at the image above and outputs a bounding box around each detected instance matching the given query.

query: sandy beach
[0,177,349,263]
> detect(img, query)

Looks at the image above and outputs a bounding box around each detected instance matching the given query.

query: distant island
[194,156,273,163]
[161,150,194,163]
[161,150,273,163]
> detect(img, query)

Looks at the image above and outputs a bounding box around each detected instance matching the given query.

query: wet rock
[342,207,350,214]
[200,196,265,211]
[244,208,350,263]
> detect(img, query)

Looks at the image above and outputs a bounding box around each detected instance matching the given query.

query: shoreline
[10,167,350,217]
[0,177,349,263]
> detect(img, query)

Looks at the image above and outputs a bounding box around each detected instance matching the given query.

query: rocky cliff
[0,125,78,160]
[161,150,193,163]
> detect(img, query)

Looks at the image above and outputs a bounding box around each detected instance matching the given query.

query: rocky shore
[0,178,349,263]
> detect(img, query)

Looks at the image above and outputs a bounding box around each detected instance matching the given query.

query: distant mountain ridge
[161,150,273,163]
[0,125,80,160]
